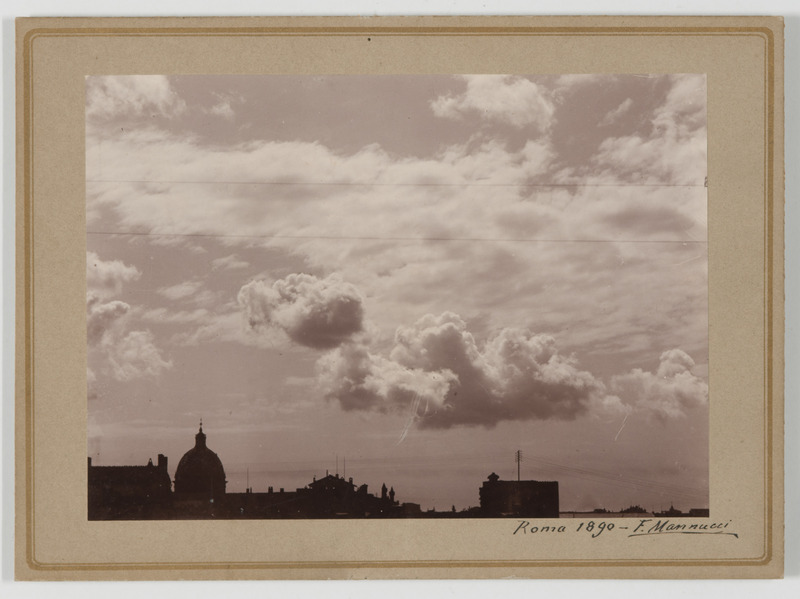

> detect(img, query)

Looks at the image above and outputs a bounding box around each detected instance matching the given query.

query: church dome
[174,425,227,499]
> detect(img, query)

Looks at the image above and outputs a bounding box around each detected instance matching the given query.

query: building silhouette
[89,425,407,520]
[174,424,227,500]
[88,426,579,520]
[88,454,172,520]
[224,473,401,519]
[478,472,559,518]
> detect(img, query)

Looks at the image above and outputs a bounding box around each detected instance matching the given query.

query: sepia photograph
[85,73,710,522]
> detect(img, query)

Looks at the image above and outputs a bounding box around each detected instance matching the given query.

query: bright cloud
[206,91,242,121]
[86,253,171,391]
[85,119,706,362]
[318,311,607,429]
[599,97,634,127]
[87,295,130,345]
[87,294,172,385]
[238,273,365,349]
[158,279,205,301]
[591,74,707,185]
[86,75,186,120]
[106,330,172,382]
[86,251,140,299]
[316,340,457,413]
[431,75,555,130]
[610,349,708,421]
[317,309,707,429]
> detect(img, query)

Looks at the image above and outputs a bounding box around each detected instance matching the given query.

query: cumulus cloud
[653,74,707,134]
[610,349,708,421]
[86,251,141,299]
[431,75,555,130]
[105,330,172,381]
[238,273,364,349]
[87,294,130,345]
[316,341,457,413]
[86,75,186,120]
[318,312,606,429]
[87,253,171,390]
[591,74,706,185]
[87,294,172,383]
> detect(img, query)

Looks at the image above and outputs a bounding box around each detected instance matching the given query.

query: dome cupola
[174,423,227,500]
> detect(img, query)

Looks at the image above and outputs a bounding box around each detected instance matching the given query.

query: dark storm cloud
[238,273,365,350]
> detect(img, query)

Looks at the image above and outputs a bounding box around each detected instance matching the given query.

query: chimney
[158,454,168,471]
[88,457,92,467]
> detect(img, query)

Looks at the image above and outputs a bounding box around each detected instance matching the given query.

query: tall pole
[515,450,522,482]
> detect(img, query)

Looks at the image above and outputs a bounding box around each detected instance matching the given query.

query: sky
[85,73,708,513]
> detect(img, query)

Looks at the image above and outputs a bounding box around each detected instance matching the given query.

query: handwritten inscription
[513,518,738,539]
[513,522,568,535]
[629,518,737,538]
